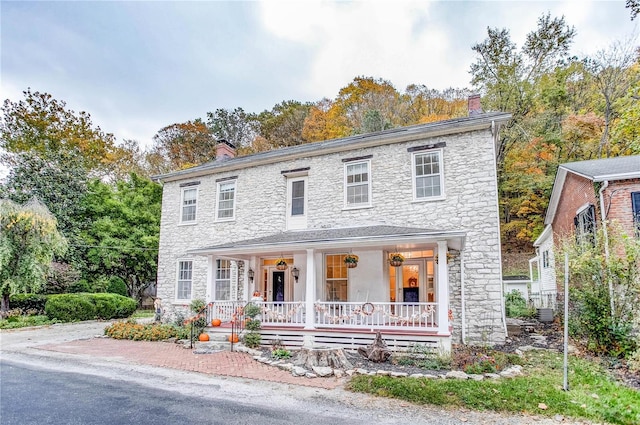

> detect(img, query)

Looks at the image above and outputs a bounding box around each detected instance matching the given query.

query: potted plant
[388,252,405,267]
[275,258,287,270]
[344,253,359,268]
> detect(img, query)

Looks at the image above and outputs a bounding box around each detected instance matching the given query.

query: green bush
[106,277,128,296]
[244,303,262,318]
[9,294,48,313]
[45,293,137,322]
[245,318,261,331]
[105,321,184,341]
[243,332,262,348]
[504,290,536,318]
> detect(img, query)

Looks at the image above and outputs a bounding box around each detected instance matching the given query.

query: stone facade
[156,117,508,345]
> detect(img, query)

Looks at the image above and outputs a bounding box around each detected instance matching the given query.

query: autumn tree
[0,198,67,311]
[256,100,312,149]
[301,98,351,142]
[149,119,216,172]
[402,85,470,124]
[206,107,259,149]
[0,89,117,176]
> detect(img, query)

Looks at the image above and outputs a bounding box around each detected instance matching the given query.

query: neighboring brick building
[154,112,512,351]
[532,156,640,305]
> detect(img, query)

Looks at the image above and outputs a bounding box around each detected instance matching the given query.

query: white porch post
[436,241,450,335]
[303,248,316,347]
[205,256,214,303]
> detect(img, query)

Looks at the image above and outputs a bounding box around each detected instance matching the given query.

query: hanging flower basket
[275,258,287,270]
[344,254,359,268]
[388,252,405,267]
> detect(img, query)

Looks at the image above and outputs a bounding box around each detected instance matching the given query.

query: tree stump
[293,347,353,370]
[358,331,391,363]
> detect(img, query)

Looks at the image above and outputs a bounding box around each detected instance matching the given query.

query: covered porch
[189,225,466,350]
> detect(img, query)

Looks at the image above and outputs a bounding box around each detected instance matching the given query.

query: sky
[1,0,638,151]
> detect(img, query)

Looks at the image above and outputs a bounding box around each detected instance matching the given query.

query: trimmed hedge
[9,294,49,313]
[45,293,137,322]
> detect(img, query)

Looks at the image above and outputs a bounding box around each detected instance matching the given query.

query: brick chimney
[468,94,482,116]
[216,139,236,160]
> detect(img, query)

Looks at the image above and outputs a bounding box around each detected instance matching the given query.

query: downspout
[460,248,466,344]
[598,181,614,316]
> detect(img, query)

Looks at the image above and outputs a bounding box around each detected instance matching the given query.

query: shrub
[243,332,262,348]
[106,277,128,296]
[105,320,183,341]
[9,294,48,313]
[271,348,291,360]
[45,293,137,322]
[245,318,261,331]
[504,290,536,318]
[244,303,262,318]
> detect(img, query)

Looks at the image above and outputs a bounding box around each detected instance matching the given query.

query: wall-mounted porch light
[291,266,299,283]
[248,268,255,282]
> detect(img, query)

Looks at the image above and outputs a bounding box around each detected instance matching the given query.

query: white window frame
[412,149,445,201]
[344,160,372,209]
[214,259,232,301]
[175,259,193,301]
[324,254,349,302]
[180,187,198,224]
[286,175,308,230]
[215,180,236,222]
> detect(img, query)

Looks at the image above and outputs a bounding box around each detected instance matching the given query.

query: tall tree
[301,98,351,142]
[78,174,161,303]
[256,100,312,148]
[149,119,216,172]
[470,13,576,168]
[0,89,117,175]
[206,107,259,149]
[0,198,67,311]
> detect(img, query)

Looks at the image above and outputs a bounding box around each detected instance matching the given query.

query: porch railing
[206,301,439,331]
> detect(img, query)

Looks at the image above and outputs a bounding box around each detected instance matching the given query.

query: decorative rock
[277,363,293,371]
[484,373,500,379]
[468,374,484,381]
[423,374,438,379]
[554,414,565,422]
[390,372,408,378]
[517,345,539,352]
[345,369,355,376]
[292,366,308,377]
[312,366,333,377]
[409,373,424,378]
[355,368,369,375]
[500,365,523,378]
[446,371,469,380]
[334,369,344,378]
[305,372,317,378]
[376,370,391,376]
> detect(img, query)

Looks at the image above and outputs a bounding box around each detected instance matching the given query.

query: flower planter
[346,262,358,268]
[389,260,403,267]
[276,264,287,271]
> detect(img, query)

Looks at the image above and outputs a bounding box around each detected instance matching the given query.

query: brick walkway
[38,338,343,389]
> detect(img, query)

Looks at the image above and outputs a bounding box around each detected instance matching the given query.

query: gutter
[598,180,614,316]
[460,248,467,344]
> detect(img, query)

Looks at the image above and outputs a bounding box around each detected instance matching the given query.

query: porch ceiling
[187,225,466,257]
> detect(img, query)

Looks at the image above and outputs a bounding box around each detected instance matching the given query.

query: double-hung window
[325,254,348,301]
[632,192,640,237]
[412,149,444,200]
[215,259,232,300]
[344,160,371,208]
[574,204,596,246]
[181,187,197,223]
[176,260,193,300]
[216,180,236,221]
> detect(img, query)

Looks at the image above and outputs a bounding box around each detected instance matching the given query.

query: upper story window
[542,250,550,268]
[286,175,308,230]
[181,187,198,223]
[574,204,596,245]
[412,149,444,201]
[632,192,640,237]
[176,260,193,301]
[216,181,236,221]
[344,160,371,208]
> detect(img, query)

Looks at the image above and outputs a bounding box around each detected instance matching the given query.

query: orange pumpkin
[227,335,239,343]
[211,318,222,327]
[198,333,210,342]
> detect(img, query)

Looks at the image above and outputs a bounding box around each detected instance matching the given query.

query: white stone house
[154,112,511,352]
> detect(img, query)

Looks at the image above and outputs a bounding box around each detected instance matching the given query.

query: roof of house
[543,155,640,226]
[560,155,640,182]
[187,225,467,256]
[154,112,511,183]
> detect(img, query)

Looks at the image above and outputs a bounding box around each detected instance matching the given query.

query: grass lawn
[0,315,59,329]
[131,309,155,319]
[348,350,639,425]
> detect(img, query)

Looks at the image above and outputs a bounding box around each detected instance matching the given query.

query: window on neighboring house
[413,150,444,200]
[542,250,550,268]
[325,254,348,301]
[176,260,193,300]
[215,259,231,300]
[216,181,236,221]
[574,204,596,245]
[632,192,640,237]
[181,187,197,223]
[344,160,371,208]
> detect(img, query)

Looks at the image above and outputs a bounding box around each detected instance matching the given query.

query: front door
[272,270,285,302]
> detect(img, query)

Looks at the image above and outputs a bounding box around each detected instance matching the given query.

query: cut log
[293,347,353,370]
[358,331,391,363]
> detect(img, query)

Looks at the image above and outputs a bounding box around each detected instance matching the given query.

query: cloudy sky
[1,0,637,149]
